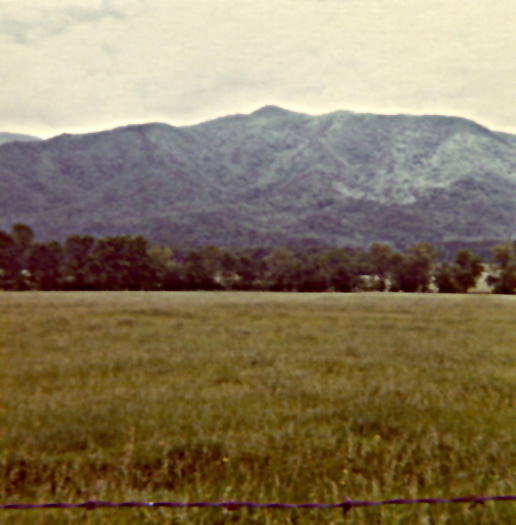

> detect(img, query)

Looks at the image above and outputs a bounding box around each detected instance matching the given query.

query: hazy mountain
[0,132,41,146]
[1,106,516,249]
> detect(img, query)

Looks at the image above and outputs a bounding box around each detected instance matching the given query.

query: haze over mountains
[1,106,516,250]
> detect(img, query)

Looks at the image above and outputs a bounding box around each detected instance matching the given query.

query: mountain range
[1,106,516,250]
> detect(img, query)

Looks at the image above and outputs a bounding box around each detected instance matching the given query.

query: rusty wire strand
[1,495,516,512]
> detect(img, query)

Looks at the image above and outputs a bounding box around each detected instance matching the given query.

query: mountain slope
[1,107,516,248]
[0,132,41,146]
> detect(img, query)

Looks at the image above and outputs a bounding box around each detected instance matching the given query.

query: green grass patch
[0,292,515,523]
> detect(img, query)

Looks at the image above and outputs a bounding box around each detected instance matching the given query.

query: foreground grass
[0,292,515,524]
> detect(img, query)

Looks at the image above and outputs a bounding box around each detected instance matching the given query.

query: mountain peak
[251,105,294,118]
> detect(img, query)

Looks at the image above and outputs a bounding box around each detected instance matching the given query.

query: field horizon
[1,291,516,524]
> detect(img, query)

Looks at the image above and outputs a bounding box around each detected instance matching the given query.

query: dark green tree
[183,250,221,290]
[234,254,261,290]
[161,261,186,290]
[264,248,299,291]
[11,223,34,256]
[10,223,34,286]
[319,249,357,292]
[295,253,328,292]
[147,244,185,290]
[435,249,484,293]
[219,251,239,289]
[88,235,159,290]
[389,243,439,292]
[367,243,393,291]
[453,249,484,292]
[0,230,20,290]
[434,262,458,293]
[486,241,516,294]
[62,234,95,290]
[27,241,64,290]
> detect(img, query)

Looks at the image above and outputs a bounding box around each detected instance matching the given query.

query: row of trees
[1,223,515,293]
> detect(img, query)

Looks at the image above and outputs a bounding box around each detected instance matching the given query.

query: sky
[2,0,516,139]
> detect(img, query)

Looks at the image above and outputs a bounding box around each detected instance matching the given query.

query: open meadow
[1,292,516,524]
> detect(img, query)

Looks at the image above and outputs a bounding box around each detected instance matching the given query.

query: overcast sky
[2,0,516,138]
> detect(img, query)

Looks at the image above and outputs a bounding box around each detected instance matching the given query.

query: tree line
[1,223,515,293]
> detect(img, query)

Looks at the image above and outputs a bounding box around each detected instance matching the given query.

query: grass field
[1,291,516,524]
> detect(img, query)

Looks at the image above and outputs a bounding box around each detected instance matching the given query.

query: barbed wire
[2,495,516,514]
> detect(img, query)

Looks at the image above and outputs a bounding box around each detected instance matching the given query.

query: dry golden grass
[1,291,515,523]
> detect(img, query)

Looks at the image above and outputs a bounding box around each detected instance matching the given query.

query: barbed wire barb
[341,492,354,518]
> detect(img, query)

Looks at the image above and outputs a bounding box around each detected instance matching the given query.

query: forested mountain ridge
[0,132,41,146]
[1,106,516,248]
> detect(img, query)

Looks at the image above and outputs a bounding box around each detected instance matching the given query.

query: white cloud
[0,0,147,43]
[1,0,516,137]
